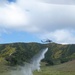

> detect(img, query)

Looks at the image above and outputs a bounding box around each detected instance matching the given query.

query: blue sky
[8,0,16,2]
[0,0,75,44]
[0,31,40,44]
[0,0,41,44]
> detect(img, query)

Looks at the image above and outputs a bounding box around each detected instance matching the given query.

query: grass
[34,60,75,75]
[0,60,75,75]
[34,66,75,75]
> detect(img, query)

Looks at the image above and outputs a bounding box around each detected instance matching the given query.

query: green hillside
[0,42,75,66]
[0,42,75,75]
[34,60,75,75]
[0,60,75,75]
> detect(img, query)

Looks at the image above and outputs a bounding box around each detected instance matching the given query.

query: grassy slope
[34,60,75,75]
[0,42,75,75]
[0,42,75,66]
[0,60,75,75]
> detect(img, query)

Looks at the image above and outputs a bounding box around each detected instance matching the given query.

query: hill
[0,42,75,66]
[34,60,75,75]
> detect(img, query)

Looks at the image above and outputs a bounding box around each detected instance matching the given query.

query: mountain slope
[34,60,75,75]
[0,42,75,66]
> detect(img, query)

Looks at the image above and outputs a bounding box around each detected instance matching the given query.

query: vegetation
[0,60,75,75]
[34,60,75,75]
[0,42,75,75]
[0,42,75,66]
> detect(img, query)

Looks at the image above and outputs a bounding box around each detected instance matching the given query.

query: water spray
[11,48,48,75]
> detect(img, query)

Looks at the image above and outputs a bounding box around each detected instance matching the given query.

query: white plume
[11,48,48,75]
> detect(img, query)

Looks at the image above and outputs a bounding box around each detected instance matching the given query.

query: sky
[0,0,75,44]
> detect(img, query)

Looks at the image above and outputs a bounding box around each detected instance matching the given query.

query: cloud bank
[40,0,75,5]
[0,0,75,44]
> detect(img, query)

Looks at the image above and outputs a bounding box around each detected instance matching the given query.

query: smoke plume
[11,48,48,75]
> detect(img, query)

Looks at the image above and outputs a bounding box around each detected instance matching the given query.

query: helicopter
[41,39,53,44]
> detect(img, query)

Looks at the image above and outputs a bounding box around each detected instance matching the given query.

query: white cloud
[40,29,75,44]
[0,0,75,44]
[40,0,75,5]
[0,2,29,28]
